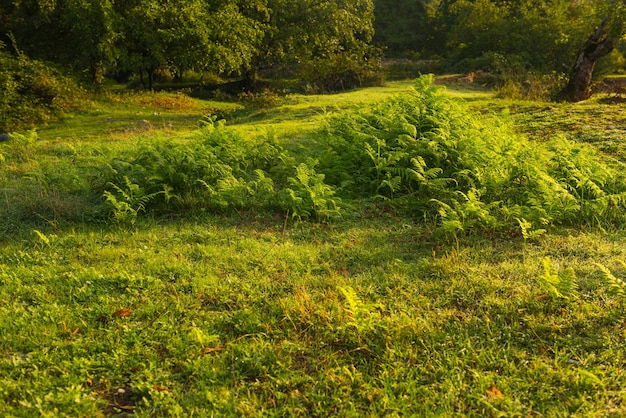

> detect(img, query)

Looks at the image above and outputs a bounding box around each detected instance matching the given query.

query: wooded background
[1,1,625,94]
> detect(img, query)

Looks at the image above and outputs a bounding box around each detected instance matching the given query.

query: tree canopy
[0,0,624,92]
[0,0,378,90]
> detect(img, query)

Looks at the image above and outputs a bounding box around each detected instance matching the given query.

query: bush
[314,75,626,233]
[0,51,86,132]
[495,72,567,101]
[299,50,384,93]
[101,118,342,220]
[100,75,626,232]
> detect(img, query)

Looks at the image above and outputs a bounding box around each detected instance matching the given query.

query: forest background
[2,0,626,132]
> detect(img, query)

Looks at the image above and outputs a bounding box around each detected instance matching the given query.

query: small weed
[537,257,578,301]
[103,176,162,225]
[338,285,383,333]
[517,218,547,242]
[595,262,626,300]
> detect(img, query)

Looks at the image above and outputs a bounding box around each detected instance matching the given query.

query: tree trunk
[560,18,613,102]
[147,67,154,90]
[139,69,146,89]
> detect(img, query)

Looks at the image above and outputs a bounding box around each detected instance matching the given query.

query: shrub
[0,51,86,132]
[100,75,626,231]
[299,50,384,93]
[495,72,567,101]
[314,75,626,233]
[101,119,341,220]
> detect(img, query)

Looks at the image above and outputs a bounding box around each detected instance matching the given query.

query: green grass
[468,96,626,163]
[1,79,626,416]
[36,91,241,143]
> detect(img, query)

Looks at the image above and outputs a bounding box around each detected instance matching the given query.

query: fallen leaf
[486,384,503,399]
[153,385,170,392]
[204,345,226,354]
[112,308,133,318]
[71,327,81,336]
[86,378,93,386]
[114,402,134,411]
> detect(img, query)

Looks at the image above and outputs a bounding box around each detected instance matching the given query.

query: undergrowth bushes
[100,75,626,232]
[102,118,341,221]
[0,51,86,132]
[315,75,626,233]
[299,51,384,93]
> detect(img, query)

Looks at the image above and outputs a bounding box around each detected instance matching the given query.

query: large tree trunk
[560,18,613,102]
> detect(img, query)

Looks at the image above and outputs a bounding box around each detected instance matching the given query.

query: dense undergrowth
[2,77,626,416]
[99,75,626,235]
[0,51,87,133]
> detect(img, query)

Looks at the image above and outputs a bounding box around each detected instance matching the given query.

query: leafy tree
[436,0,597,74]
[0,0,118,85]
[112,0,270,88]
[373,0,430,57]
[280,0,379,91]
[0,50,86,132]
[114,0,206,88]
[560,1,626,101]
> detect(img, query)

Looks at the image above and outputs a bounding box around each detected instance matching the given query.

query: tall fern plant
[315,74,626,233]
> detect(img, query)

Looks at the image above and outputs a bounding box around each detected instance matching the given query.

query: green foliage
[0,52,86,132]
[299,49,384,93]
[495,72,568,101]
[238,89,283,109]
[3,0,377,91]
[103,176,163,226]
[438,0,601,75]
[101,119,341,219]
[315,75,626,233]
[537,257,578,301]
[595,262,626,301]
[373,0,430,56]
[283,162,342,220]
[2,131,38,162]
[338,285,383,333]
[517,218,546,242]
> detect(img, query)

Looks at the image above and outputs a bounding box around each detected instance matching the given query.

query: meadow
[1,76,626,417]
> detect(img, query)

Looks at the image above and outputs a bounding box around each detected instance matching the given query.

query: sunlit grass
[1,79,626,415]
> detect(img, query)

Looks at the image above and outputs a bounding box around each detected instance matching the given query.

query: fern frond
[537,258,578,301]
[517,218,546,241]
[338,286,383,331]
[595,263,626,299]
[32,229,51,247]
[338,285,364,320]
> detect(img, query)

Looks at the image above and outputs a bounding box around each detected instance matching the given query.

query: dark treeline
[1,0,625,95]
[0,0,378,91]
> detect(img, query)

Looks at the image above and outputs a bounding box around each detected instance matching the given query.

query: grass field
[1,78,626,416]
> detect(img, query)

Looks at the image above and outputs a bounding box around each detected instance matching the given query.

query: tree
[113,0,270,88]
[373,0,430,57]
[275,0,378,91]
[0,0,118,85]
[559,1,626,102]
[1,0,377,92]
[559,18,614,102]
[435,0,597,74]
